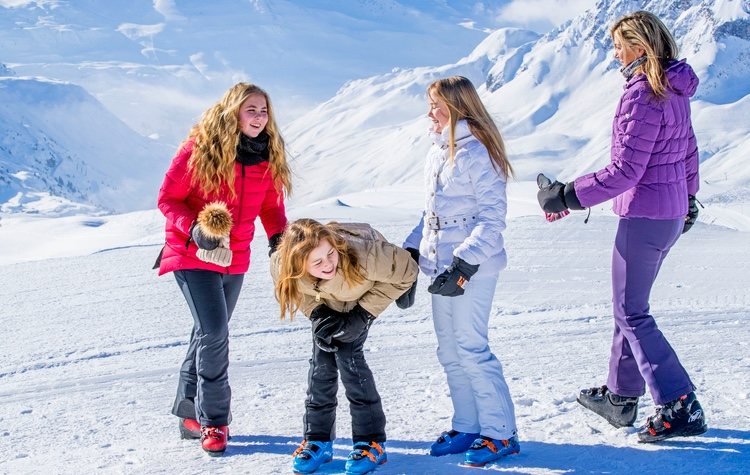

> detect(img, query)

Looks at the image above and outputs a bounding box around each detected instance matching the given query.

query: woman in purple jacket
[536,11,706,443]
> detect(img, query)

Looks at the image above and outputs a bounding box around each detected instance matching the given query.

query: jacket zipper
[224,163,246,274]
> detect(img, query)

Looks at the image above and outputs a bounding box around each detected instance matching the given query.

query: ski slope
[1,194,748,474]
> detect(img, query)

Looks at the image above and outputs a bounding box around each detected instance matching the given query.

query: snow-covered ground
[1,0,748,472]
[1,187,748,474]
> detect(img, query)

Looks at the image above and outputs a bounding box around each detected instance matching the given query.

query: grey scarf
[620,56,647,80]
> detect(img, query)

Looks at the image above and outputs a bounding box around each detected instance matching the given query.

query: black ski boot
[638,392,707,443]
[577,385,638,428]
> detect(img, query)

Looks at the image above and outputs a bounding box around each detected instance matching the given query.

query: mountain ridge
[0,75,171,215]
[283,0,750,206]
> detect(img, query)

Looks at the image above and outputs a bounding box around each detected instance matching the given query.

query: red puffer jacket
[157,137,287,275]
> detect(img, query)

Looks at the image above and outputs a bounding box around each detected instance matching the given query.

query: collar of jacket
[622,69,651,91]
[304,269,347,300]
[431,119,474,149]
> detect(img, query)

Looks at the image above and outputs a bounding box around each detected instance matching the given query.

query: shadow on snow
[220,428,749,474]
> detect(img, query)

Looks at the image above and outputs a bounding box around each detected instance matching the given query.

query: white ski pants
[431,272,517,440]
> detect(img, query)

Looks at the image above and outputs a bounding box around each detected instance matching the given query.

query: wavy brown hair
[611,10,679,98]
[275,219,365,320]
[186,82,292,198]
[428,76,514,179]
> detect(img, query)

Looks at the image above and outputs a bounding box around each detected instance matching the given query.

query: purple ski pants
[606,217,695,406]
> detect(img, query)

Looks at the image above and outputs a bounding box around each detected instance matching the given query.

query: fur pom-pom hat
[197,201,233,238]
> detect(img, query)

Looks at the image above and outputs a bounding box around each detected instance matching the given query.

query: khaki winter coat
[271,223,418,318]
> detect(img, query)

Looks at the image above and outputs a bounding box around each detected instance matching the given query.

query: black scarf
[236,131,269,166]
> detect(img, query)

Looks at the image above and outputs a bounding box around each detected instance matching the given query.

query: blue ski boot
[464,435,520,466]
[291,440,333,474]
[345,441,387,474]
[430,430,480,456]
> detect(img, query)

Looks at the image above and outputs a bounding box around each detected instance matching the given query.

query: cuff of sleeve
[564,182,585,211]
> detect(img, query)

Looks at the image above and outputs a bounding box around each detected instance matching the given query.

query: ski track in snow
[0,217,748,474]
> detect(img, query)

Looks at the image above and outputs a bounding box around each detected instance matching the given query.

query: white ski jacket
[404,120,508,279]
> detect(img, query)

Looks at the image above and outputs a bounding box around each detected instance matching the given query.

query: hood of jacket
[665,59,699,97]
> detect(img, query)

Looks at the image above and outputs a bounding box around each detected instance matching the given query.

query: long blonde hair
[186,82,292,198]
[611,11,679,98]
[275,219,365,320]
[428,76,514,179]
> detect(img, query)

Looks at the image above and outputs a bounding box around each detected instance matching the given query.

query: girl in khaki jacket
[271,218,417,475]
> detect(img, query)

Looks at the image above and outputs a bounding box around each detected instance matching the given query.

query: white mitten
[196,236,232,266]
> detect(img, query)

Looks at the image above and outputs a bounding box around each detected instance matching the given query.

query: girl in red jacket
[156,82,290,456]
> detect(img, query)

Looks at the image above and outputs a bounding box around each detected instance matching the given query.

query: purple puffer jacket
[574,60,700,219]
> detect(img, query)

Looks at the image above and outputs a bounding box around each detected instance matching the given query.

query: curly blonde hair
[275,219,365,320]
[428,76,514,179]
[186,82,292,198]
[611,11,679,98]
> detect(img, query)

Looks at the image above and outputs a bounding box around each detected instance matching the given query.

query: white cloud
[116,22,165,40]
[0,0,34,7]
[496,0,595,32]
[152,0,184,21]
[248,0,269,13]
[189,52,211,79]
[0,0,57,8]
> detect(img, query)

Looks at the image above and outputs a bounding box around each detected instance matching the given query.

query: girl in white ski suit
[404,76,519,465]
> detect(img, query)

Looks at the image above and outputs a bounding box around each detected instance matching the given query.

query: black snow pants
[171,269,243,427]
[304,328,386,443]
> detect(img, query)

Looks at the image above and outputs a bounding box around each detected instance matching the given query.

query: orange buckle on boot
[292,440,307,457]
[360,441,384,463]
[481,439,498,453]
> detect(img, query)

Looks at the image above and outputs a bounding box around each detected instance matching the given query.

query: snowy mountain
[283,0,750,205]
[0,72,171,215]
[0,0,550,216]
[0,0,518,145]
[1,0,748,219]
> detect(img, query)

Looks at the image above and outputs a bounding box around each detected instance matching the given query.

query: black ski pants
[171,269,243,427]
[304,328,386,443]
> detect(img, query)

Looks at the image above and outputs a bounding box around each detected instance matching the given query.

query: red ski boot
[179,418,202,439]
[201,425,229,456]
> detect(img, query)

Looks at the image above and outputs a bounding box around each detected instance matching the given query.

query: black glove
[313,335,338,353]
[311,304,373,349]
[190,221,220,250]
[536,173,583,213]
[427,256,479,297]
[329,305,373,343]
[682,195,700,234]
[268,233,283,256]
[310,305,346,352]
[396,247,419,309]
